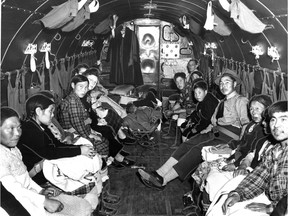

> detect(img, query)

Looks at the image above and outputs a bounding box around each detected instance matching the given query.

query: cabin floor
[108,123,191,216]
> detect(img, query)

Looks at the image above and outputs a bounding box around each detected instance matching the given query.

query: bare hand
[222,163,236,172]
[41,187,61,197]
[44,198,64,213]
[245,203,268,213]
[62,135,73,144]
[222,193,240,214]
[84,118,92,125]
[81,145,97,158]
[233,167,248,177]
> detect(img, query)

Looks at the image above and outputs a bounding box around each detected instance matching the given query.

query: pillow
[109,85,135,96]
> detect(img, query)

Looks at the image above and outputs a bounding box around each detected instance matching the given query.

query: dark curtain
[109,27,143,85]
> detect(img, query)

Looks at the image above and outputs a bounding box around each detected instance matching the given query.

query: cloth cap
[215,69,242,85]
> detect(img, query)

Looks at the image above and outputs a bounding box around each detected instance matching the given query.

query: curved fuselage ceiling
[1,0,287,73]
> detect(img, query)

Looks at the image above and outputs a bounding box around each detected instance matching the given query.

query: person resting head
[133,87,159,108]
[126,102,137,114]
[72,63,89,76]
[82,67,108,95]
[123,102,162,131]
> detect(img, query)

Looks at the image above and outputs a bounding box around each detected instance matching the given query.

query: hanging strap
[30,69,42,87]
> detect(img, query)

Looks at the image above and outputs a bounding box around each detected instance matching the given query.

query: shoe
[135,171,152,188]
[137,169,165,191]
[120,150,130,157]
[120,136,137,145]
[93,204,117,216]
[113,158,135,168]
[103,192,121,205]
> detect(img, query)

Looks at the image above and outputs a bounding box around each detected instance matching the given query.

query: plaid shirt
[234,142,288,206]
[65,182,96,196]
[58,92,91,139]
[178,82,194,109]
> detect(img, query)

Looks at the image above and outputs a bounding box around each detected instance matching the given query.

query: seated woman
[180,80,219,142]
[18,94,104,212]
[123,102,162,131]
[83,67,109,96]
[0,107,92,216]
[58,75,108,155]
[19,94,96,185]
[71,63,89,76]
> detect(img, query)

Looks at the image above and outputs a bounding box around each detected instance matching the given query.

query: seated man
[138,69,250,190]
[213,101,288,216]
[163,72,195,137]
[186,58,204,86]
[123,102,162,131]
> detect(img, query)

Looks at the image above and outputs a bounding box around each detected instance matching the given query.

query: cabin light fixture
[143,0,157,9]
[40,42,51,69]
[143,2,157,9]
[267,46,280,62]
[24,43,37,72]
[250,45,264,59]
[203,42,217,55]
[143,0,157,18]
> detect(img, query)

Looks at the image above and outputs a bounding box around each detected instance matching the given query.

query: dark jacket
[228,122,266,166]
[183,92,219,136]
[18,119,81,184]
